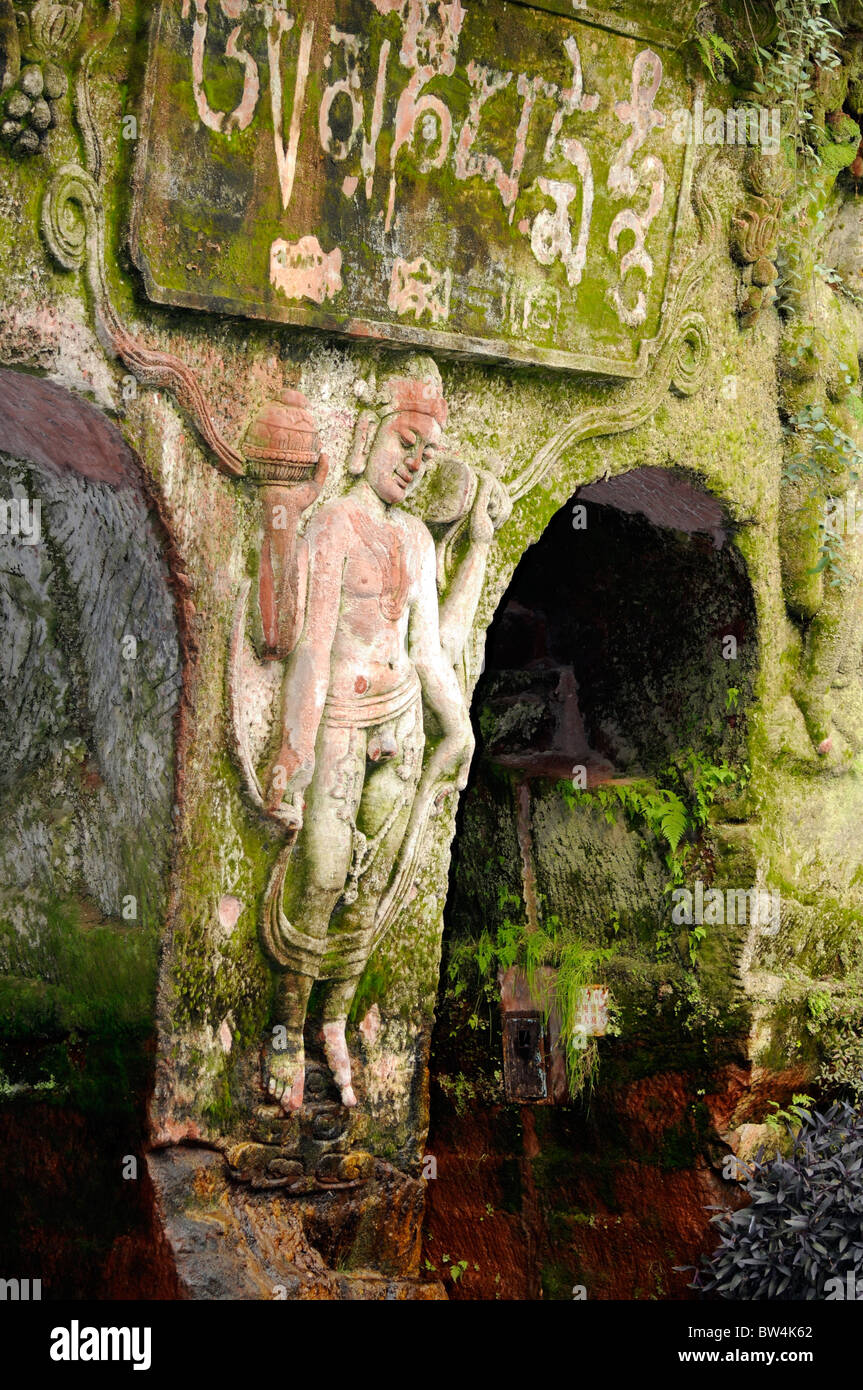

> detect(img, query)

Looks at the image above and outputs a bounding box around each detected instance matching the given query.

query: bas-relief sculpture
[231,358,511,1113]
[8,0,863,1303]
[34,0,723,1180]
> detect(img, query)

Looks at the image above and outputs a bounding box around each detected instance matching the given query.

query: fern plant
[693,27,738,80]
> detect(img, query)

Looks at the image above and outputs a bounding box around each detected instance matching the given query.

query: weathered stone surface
[0,379,181,947]
[148,1145,445,1299]
[423,1069,749,1299]
[0,369,140,484]
[3,0,863,1307]
[133,0,695,374]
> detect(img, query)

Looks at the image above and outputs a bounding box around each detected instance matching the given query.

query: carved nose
[368,730,398,762]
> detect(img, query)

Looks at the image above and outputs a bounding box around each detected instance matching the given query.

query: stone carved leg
[800,553,863,760]
[264,722,364,1111]
[318,703,425,1103]
[783,487,863,764]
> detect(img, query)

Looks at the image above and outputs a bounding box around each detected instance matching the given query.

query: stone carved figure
[248,357,510,1112]
[779,186,863,769]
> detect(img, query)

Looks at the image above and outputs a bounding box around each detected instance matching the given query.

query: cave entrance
[424,465,757,1299]
[479,466,751,787]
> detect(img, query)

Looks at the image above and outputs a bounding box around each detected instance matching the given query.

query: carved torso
[309,484,430,708]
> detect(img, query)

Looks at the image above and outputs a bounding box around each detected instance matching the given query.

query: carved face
[363,408,442,506]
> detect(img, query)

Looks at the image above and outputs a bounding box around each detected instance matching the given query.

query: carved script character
[607,49,666,328]
[186,0,260,134]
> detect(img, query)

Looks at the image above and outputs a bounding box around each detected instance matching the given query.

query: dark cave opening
[476,466,756,785]
[423,466,759,1300]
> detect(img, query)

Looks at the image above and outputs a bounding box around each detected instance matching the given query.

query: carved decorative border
[40,3,245,479]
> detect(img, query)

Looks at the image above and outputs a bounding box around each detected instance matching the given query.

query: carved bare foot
[791,686,854,769]
[815,726,855,773]
[322,1019,357,1108]
[263,1031,305,1113]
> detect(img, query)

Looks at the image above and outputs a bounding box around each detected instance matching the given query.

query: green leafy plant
[817,1022,863,1104]
[783,401,863,585]
[446,750,747,1099]
[571,751,745,964]
[446,914,614,1097]
[784,404,863,489]
[441,1254,469,1283]
[805,989,863,1103]
[691,1101,863,1299]
[764,1092,816,1133]
[571,751,742,889]
[747,0,842,161]
[523,927,616,1094]
[693,27,738,80]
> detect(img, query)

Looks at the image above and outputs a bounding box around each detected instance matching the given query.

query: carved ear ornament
[346,408,379,476]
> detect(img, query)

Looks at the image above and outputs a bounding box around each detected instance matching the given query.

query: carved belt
[321,669,421,728]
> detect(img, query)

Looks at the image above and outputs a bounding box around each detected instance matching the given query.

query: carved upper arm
[407,522,445,664]
[296,505,348,650]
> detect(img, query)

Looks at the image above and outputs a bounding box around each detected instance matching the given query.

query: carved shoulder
[303,496,353,556]
[397,508,435,559]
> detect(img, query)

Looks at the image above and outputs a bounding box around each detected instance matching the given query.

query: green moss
[0,895,158,1040]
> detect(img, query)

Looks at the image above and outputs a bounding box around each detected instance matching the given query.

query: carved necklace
[347,506,410,622]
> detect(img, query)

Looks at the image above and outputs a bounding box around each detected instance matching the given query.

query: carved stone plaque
[132,0,698,376]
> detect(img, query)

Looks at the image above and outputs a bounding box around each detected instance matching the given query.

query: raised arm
[409,524,474,787]
[438,470,511,666]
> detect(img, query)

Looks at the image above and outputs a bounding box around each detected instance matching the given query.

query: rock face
[147,1147,444,1301]
[3,0,863,1302]
[0,372,181,927]
[0,372,182,1298]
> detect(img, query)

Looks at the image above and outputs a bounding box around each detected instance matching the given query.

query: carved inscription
[133,0,694,375]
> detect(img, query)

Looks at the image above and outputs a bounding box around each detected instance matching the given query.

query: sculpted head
[348,356,448,506]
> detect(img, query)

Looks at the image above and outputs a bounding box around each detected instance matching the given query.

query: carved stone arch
[423,462,760,1298]
[470,462,757,781]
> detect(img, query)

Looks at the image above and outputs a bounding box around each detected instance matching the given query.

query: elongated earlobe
[347,409,378,474]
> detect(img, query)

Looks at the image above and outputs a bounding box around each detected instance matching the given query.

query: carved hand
[469,470,512,544]
[265,743,314,825]
[294,451,330,512]
[268,792,304,832]
[433,721,475,795]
